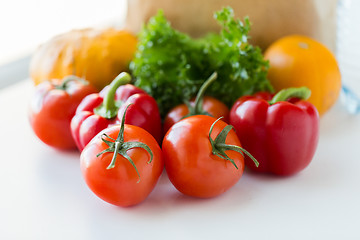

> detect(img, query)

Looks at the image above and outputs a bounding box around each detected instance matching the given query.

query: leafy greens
[130,7,273,117]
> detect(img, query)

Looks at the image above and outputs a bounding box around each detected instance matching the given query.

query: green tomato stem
[106,103,131,169]
[209,117,259,169]
[269,87,311,105]
[184,72,217,118]
[96,104,153,183]
[192,72,218,113]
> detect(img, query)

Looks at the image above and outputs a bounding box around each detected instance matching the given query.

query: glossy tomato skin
[80,125,163,207]
[29,79,97,149]
[230,94,319,175]
[163,96,229,135]
[162,115,244,198]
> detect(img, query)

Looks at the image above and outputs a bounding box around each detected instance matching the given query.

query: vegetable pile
[131,7,273,116]
[28,6,334,207]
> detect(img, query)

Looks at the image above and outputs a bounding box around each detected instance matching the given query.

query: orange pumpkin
[264,35,341,116]
[30,28,137,90]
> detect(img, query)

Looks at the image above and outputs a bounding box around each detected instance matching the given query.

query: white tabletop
[0,79,359,239]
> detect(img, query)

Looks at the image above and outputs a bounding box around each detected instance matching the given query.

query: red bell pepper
[229,87,319,176]
[29,76,97,149]
[71,72,162,151]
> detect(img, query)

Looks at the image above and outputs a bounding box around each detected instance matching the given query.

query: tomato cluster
[29,72,319,207]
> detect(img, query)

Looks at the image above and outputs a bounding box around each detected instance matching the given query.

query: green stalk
[56,75,88,90]
[96,104,154,183]
[184,72,217,118]
[94,72,131,119]
[209,117,259,169]
[192,72,218,114]
[269,87,311,105]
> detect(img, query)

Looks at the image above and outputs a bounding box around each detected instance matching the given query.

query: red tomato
[163,72,229,134]
[163,96,229,134]
[162,115,256,198]
[29,76,97,149]
[80,124,163,207]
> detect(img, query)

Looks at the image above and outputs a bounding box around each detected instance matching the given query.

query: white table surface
[0,79,359,240]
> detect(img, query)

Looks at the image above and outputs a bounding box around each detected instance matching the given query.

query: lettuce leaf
[130,7,273,117]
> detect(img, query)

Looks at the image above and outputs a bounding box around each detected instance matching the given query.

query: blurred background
[0,0,359,101]
[0,0,127,88]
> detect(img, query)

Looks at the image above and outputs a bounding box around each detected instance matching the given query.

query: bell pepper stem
[269,87,311,105]
[103,72,131,113]
[56,75,88,90]
[95,72,131,119]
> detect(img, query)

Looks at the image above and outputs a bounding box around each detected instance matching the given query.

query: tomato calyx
[269,87,311,105]
[96,104,154,183]
[183,72,218,119]
[54,75,89,91]
[94,72,132,119]
[209,117,259,169]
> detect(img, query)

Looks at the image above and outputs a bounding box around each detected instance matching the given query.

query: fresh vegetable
[264,35,341,116]
[229,87,319,175]
[163,72,229,134]
[80,106,163,207]
[131,7,273,117]
[29,76,97,149]
[30,28,137,90]
[162,115,258,198]
[71,72,162,151]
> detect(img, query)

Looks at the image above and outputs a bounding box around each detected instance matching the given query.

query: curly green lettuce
[130,7,273,117]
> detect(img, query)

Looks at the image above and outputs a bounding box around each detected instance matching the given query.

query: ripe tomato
[163,72,229,134]
[163,96,229,134]
[264,35,341,116]
[80,123,163,207]
[162,115,257,198]
[29,76,97,149]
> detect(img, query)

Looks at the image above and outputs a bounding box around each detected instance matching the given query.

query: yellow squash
[30,28,137,90]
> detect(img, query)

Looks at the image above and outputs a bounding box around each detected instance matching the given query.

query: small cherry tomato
[162,115,258,198]
[163,72,229,134]
[80,106,163,207]
[29,76,97,149]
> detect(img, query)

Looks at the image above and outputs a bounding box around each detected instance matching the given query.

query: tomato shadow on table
[155,160,338,208]
[33,139,341,221]
[117,169,282,216]
[80,154,341,236]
